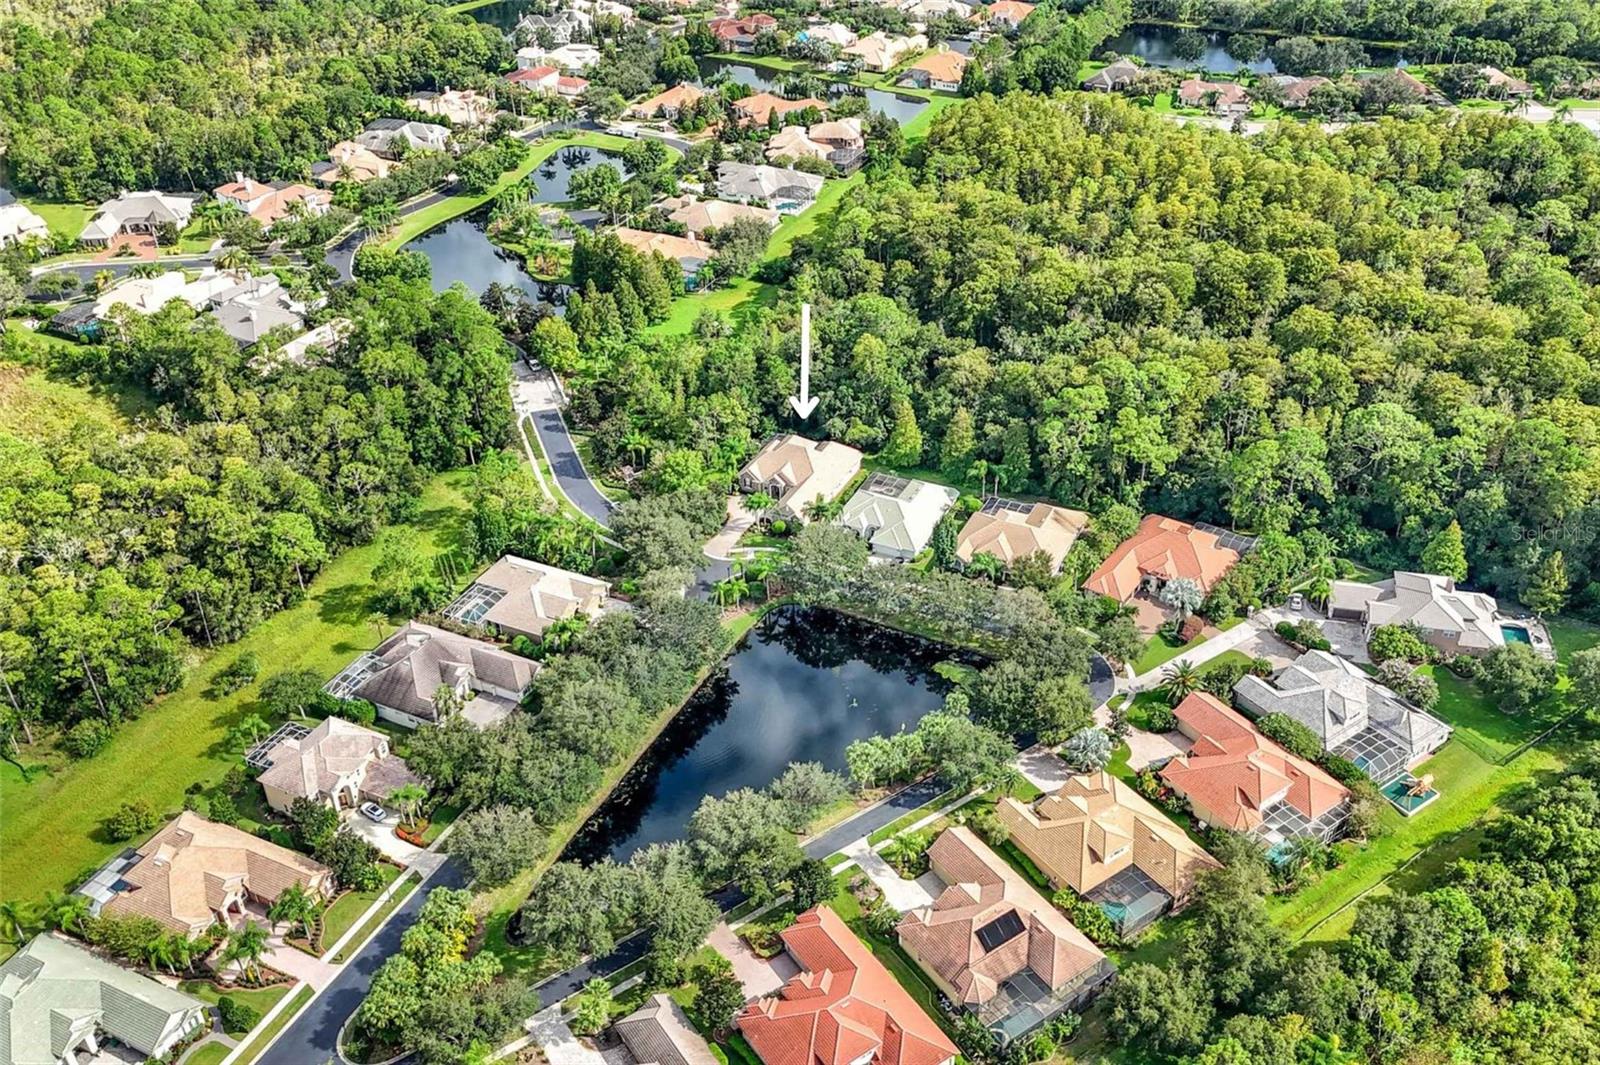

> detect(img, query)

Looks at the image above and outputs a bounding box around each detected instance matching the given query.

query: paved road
[256,857,468,1065]
[511,358,616,527]
[801,777,944,859]
[33,252,220,283]
[1087,652,1115,709]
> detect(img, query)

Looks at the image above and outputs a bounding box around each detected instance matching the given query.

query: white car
[359,802,388,822]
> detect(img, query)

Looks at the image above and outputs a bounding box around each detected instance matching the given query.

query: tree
[688,788,803,901]
[1060,726,1113,770]
[878,398,924,467]
[222,921,269,984]
[1478,643,1558,714]
[1420,520,1468,581]
[259,669,323,719]
[1568,647,1600,717]
[1523,550,1569,617]
[287,797,341,851]
[570,978,613,1036]
[0,901,35,946]
[789,858,836,910]
[44,891,90,936]
[1104,963,1214,1057]
[389,782,429,830]
[1160,659,1202,705]
[106,800,159,842]
[691,958,747,1035]
[1097,614,1143,667]
[918,709,1014,791]
[770,762,848,829]
[449,805,547,887]
[941,408,977,481]
[780,525,870,604]
[316,829,384,891]
[268,882,321,941]
[1160,577,1204,618]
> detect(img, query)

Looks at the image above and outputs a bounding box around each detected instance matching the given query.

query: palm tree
[129,262,165,279]
[713,576,749,607]
[966,552,1005,583]
[0,900,34,946]
[222,921,269,985]
[214,245,254,273]
[45,891,90,935]
[1159,659,1202,706]
[193,198,232,237]
[745,491,776,527]
[802,495,839,523]
[91,269,115,294]
[267,883,321,941]
[361,201,398,236]
[389,783,429,830]
[744,554,778,599]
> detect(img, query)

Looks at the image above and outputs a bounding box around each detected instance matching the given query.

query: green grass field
[1129,616,1245,676]
[0,471,474,906]
[17,198,95,239]
[178,981,293,1036]
[319,862,404,955]
[331,870,421,962]
[0,358,157,438]
[230,984,313,1065]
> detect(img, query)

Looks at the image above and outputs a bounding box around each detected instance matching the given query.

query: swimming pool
[1381,775,1440,816]
[1501,624,1532,644]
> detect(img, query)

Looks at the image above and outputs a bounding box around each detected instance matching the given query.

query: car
[1287,592,1305,610]
[359,802,388,822]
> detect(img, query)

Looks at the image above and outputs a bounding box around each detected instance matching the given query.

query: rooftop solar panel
[975,909,1026,953]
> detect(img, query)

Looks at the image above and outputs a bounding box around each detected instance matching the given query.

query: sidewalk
[1123,610,1282,692]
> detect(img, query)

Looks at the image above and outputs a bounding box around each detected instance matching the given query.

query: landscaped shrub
[880,830,933,879]
[1051,889,1123,948]
[1368,624,1431,665]
[106,800,159,842]
[1274,619,1332,652]
[183,793,212,818]
[1060,727,1113,770]
[206,793,240,827]
[960,802,1010,847]
[1478,643,1559,714]
[217,996,262,1033]
[329,697,377,727]
[1448,653,1483,679]
[1376,658,1440,710]
[211,652,260,696]
[1255,713,1324,760]
[769,518,787,536]
[1144,704,1178,733]
[861,895,901,937]
[1199,660,1251,698]
[64,718,113,759]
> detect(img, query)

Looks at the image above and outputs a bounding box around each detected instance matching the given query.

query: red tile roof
[739,907,957,1065]
[1081,514,1240,602]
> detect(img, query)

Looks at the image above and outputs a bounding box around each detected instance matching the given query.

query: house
[1081,515,1240,603]
[897,828,1113,1042]
[809,117,865,152]
[1326,571,1505,657]
[91,812,332,936]
[260,317,354,371]
[556,74,591,97]
[765,125,832,164]
[516,9,589,45]
[1177,78,1249,116]
[982,0,1035,30]
[324,620,540,729]
[836,472,959,561]
[314,141,396,185]
[997,772,1220,936]
[92,271,191,317]
[614,994,720,1065]
[1080,58,1140,92]
[0,935,210,1065]
[663,195,779,240]
[794,117,867,170]
[79,191,197,245]
[213,295,303,348]
[614,226,716,285]
[1369,66,1434,102]
[250,716,420,813]
[799,21,858,48]
[842,31,928,72]
[707,13,777,51]
[517,43,603,71]
[731,91,828,126]
[738,434,864,521]
[508,65,561,93]
[213,176,331,231]
[407,87,497,127]
[626,83,705,120]
[1480,65,1534,98]
[355,119,451,158]
[738,906,958,1065]
[900,0,972,21]
[1160,692,1351,843]
[1234,649,1451,784]
[0,202,48,247]
[900,47,968,91]
[956,499,1088,574]
[443,555,611,640]
[715,162,826,209]
[1273,74,1330,108]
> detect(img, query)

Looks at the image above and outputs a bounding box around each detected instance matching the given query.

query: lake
[695,57,931,126]
[561,607,969,865]
[463,0,530,34]
[1103,23,1405,75]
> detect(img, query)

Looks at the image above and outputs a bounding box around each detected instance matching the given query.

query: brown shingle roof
[955,502,1088,570]
[256,716,396,803]
[354,622,538,722]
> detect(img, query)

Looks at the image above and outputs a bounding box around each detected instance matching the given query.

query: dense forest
[0,0,506,200]
[0,274,513,750]
[551,93,1600,619]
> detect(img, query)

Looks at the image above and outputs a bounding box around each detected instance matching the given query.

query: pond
[1102,22,1404,75]
[561,607,971,865]
[525,145,627,203]
[462,0,530,34]
[695,57,931,126]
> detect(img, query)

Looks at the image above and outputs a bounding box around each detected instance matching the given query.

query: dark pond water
[696,57,931,126]
[526,146,627,203]
[463,0,530,34]
[1103,23,1404,74]
[561,607,970,865]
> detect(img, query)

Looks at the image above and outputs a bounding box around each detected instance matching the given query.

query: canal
[561,607,973,865]
[696,57,931,126]
[1103,22,1405,74]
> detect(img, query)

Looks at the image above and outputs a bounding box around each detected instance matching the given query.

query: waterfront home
[88,812,331,935]
[842,31,927,72]
[731,91,828,126]
[714,162,825,209]
[836,472,959,561]
[323,620,539,729]
[956,499,1088,574]
[407,87,497,127]
[516,9,588,45]
[1082,514,1241,604]
[998,772,1220,935]
[707,13,777,51]
[1160,692,1351,844]
[1326,571,1506,656]
[0,202,47,247]
[738,906,958,1065]
[517,43,603,71]
[900,0,973,21]
[0,936,210,1064]
[625,83,705,120]
[1273,74,1330,108]
[614,226,715,286]
[444,555,611,640]
[1080,58,1140,92]
[739,433,863,521]
[79,191,196,245]
[662,194,779,240]
[1480,65,1534,97]
[1234,649,1452,784]
[250,716,420,814]
[900,46,968,91]
[897,828,1113,1042]
[799,20,857,47]
[1177,78,1249,116]
[213,175,330,231]
[356,119,451,158]
[765,125,832,164]
[313,141,396,185]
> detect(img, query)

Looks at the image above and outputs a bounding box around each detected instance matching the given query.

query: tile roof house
[614,993,720,1065]
[1480,65,1533,97]
[997,772,1220,935]
[79,192,197,244]
[614,226,716,283]
[0,203,48,247]
[517,43,603,71]
[213,176,331,231]
[765,126,833,164]
[896,828,1112,1042]
[837,473,959,561]
[899,47,968,92]
[1177,78,1249,116]
[0,935,210,1065]
[1080,58,1140,92]
[508,65,561,92]
[97,812,332,936]
[715,162,826,209]
[314,141,396,185]
[798,21,858,48]
[841,32,928,73]
[732,92,828,126]
[408,88,497,127]
[707,13,778,51]
[739,434,864,522]
[1081,514,1240,603]
[981,0,1035,29]
[1326,571,1505,656]
[1272,74,1331,108]
[255,716,421,813]
[738,906,958,1065]
[1160,693,1351,843]
[1234,650,1451,784]
[556,75,591,98]
[956,500,1088,573]
[443,555,611,641]
[355,119,451,158]
[663,195,779,240]
[626,83,706,119]
[326,620,540,729]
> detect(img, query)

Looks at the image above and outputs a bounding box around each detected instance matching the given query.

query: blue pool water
[1501,624,1532,644]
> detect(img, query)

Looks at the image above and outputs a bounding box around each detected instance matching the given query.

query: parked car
[359,801,388,822]
[1288,592,1305,610]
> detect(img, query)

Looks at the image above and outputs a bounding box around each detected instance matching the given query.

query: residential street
[512,359,616,527]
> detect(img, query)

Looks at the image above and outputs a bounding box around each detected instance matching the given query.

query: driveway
[703,497,756,561]
[707,921,795,1000]
[844,842,936,912]
[462,692,517,729]
[512,360,616,528]
[1016,746,1071,793]
[342,811,423,866]
[528,1006,608,1065]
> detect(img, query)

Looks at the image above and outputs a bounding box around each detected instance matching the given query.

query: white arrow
[788,302,819,420]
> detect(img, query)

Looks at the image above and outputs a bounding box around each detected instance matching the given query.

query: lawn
[1129,617,1245,677]
[331,870,421,963]
[17,198,95,240]
[319,862,404,955]
[230,984,314,1065]
[178,981,293,1036]
[183,1043,231,1065]
[0,357,156,439]
[0,470,474,907]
